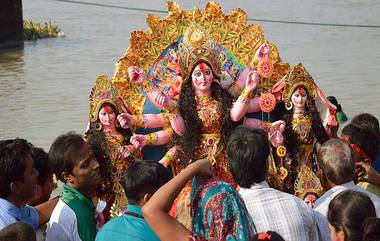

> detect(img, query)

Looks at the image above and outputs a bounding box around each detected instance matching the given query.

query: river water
[1,0,379,150]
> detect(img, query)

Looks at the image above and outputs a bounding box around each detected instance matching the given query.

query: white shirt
[239,181,328,241]
[46,199,82,241]
[314,181,380,217]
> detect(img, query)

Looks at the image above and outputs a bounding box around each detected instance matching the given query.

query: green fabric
[337,112,348,123]
[61,184,97,241]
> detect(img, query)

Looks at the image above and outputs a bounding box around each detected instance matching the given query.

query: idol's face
[304,193,317,208]
[99,105,116,128]
[191,63,213,93]
[291,87,308,110]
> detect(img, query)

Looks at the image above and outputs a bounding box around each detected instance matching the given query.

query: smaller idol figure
[279,64,329,200]
[86,75,142,220]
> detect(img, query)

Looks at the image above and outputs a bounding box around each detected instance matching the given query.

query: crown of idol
[282,63,317,103]
[178,26,222,83]
[294,165,324,199]
[89,74,119,123]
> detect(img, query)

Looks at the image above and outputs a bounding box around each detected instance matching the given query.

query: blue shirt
[95,205,160,241]
[0,197,39,230]
[373,145,380,173]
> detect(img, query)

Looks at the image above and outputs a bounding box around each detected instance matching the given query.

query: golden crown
[89,74,120,123]
[294,164,324,199]
[282,63,317,103]
[178,26,222,82]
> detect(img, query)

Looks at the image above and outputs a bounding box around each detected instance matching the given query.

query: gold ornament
[285,101,293,110]
[282,63,317,104]
[276,145,287,157]
[113,1,290,94]
[89,74,120,124]
[294,164,324,199]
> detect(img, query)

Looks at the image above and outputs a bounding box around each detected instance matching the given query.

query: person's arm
[35,196,59,227]
[142,159,213,241]
[356,161,380,185]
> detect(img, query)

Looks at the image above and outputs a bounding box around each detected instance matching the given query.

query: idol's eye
[194,71,201,77]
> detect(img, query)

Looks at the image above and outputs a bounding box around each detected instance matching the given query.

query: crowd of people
[1,15,380,241]
[1,111,380,241]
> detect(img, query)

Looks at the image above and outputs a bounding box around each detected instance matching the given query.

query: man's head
[0,139,38,203]
[317,138,355,186]
[0,222,36,241]
[48,132,100,194]
[341,124,379,162]
[124,161,170,205]
[28,147,57,206]
[351,113,380,135]
[227,126,270,188]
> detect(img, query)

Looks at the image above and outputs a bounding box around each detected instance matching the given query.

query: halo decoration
[113,1,290,113]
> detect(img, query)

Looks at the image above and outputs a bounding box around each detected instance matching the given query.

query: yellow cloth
[357,182,380,198]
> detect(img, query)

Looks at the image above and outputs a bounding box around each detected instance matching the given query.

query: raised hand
[154,91,172,108]
[245,70,260,92]
[191,158,213,177]
[117,113,133,129]
[254,42,270,61]
[128,66,146,85]
[130,134,147,150]
[119,145,135,159]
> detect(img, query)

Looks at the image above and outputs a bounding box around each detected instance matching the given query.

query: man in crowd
[314,138,380,216]
[0,139,57,231]
[28,147,57,206]
[96,161,170,241]
[227,126,326,241]
[46,132,101,241]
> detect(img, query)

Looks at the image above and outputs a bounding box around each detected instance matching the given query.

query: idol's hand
[130,134,146,150]
[254,42,270,61]
[154,91,172,108]
[128,66,146,85]
[117,113,133,129]
[245,70,260,92]
[119,145,135,158]
[272,120,285,133]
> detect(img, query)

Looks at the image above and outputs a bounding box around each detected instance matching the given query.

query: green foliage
[23,20,61,41]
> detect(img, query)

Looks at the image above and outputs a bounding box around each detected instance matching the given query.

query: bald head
[317,138,355,185]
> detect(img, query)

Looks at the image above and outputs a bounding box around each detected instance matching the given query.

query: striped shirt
[0,197,39,230]
[239,181,327,241]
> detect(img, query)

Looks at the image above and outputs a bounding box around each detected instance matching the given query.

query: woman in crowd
[327,190,380,241]
[142,158,256,241]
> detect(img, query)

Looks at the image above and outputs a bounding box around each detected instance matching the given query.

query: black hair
[0,222,36,241]
[362,217,380,241]
[341,124,379,161]
[328,190,378,241]
[327,96,342,112]
[227,126,270,188]
[0,139,32,198]
[123,161,171,204]
[351,113,380,135]
[174,60,237,164]
[48,132,85,183]
[31,147,50,185]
